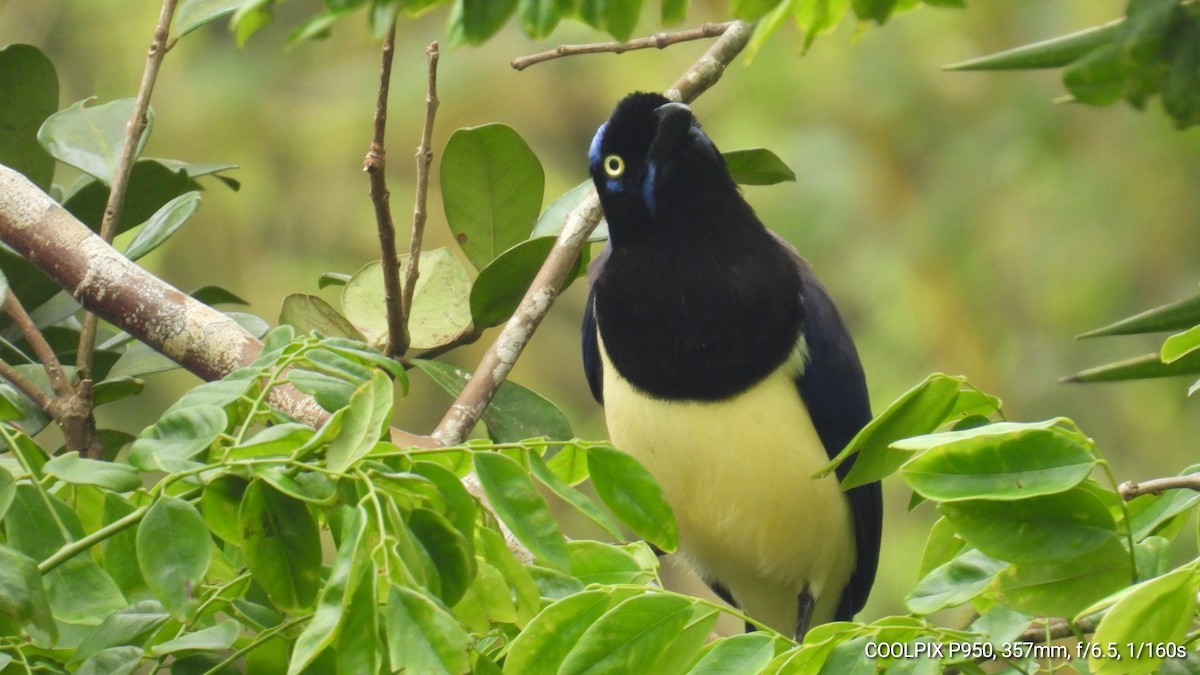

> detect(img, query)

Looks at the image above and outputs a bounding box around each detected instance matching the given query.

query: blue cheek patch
[588,122,608,168]
[606,179,624,193]
[642,162,657,215]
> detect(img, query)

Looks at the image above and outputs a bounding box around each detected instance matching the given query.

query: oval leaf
[342,251,472,351]
[124,191,201,261]
[473,451,570,570]
[586,445,677,553]
[504,590,613,675]
[136,496,211,619]
[559,594,697,675]
[441,124,544,270]
[44,452,141,492]
[238,480,322,612]
[385,586,471,675]
[38,97,153,185]
[722,148,796,185]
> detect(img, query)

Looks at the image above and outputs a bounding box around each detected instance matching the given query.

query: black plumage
[581,92,882,637]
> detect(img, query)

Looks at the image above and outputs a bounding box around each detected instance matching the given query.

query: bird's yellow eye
[603,154,625,178]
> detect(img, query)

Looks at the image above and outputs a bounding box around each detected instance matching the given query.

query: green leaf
[998,537,1131,617]
[0,465,13,520]
[454,0,519,44]
[239,480,322,612]
[1127,464,1200,539]
[473,451,570,570]
[504,590,613,674]
[478,526,541,627]
[586,445,677,552]
[1088,567,1200,674]
[409,508,476,607]
[652,605,720,674]
[190,285,248,306]
[905,548,1006,615]
[732,0,786,22]
[946,21,1121,71]
[150,619,239,655]
[824,374,970,489]
[529,452,625,541]
[137,496,210,619]
[1163,324,1200,363]
[1063,44,1127,106]
[341,251,472,351]
[470,237,582,329]
[75,646,143,675]
[100,494,148,598]
[385,586,471,675]
[519,0,564,38]
[1080,289,1200,338]
[71,600,168,666]
[123,191,201,261]
[38,97,153,185]
[559,593,696,674]
[335,556,380,674]
[566,540,647,585]
[128,404,227,472]
[288,507,367,675]
[325,370,393,473]
[227,423,314,460]
[897,420,1096,501]
[849,0,895,23]
[688,632,776,674]
[662,0,687,24]
[92,376,146,407]
[918,516,964,578]
[722,148,797,185]
[0,544,55,642]
[1064,349,1200,384]
[0,44,58,191]
[174,0,244,38]
[278,293,365,340]
[938,488,1118,564]
[795,0,849,53]
[530,180,609,242]
[44,452,141,492]
[413,359,572,442]
[441,124,544,270]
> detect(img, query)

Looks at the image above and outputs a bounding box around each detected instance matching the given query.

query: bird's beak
[647,102,693,162]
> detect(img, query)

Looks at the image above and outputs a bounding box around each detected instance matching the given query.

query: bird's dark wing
[784,240,882,621]
[581,244,611,404]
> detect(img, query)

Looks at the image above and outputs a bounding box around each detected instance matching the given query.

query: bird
[580,91,882,640]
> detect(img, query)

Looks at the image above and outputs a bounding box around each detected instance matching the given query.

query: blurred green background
[5,0,1199,626]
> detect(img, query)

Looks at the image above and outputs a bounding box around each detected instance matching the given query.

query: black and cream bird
[581,92,882,639]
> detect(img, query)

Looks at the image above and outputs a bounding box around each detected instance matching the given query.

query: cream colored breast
[598,338,856,632]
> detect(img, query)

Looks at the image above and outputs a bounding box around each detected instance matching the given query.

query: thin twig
[431,20,753,446]
[0,358,54,416]
[76,0,178,383]
[4,293,72,398]
[511,21,735,70]
[1118,472,1200,500]
[403,42,439,341]
[365,25,408,358]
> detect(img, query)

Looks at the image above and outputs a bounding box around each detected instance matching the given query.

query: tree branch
[0,358,54,418]
[0,165,433,450]
[4,293,72,399]
[511,21,736,71]
[1118,472,1200,500]
[403,42,439,343]
[364,25,408,358]
[431,20,754,446]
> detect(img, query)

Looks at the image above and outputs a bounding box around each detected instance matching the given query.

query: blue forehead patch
[642,162,657,215]
[588,122,608,168]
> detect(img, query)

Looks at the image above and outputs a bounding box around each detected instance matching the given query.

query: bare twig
[0,358,54,417]
[431,20,754,446]
[403,42,439,338]
[365,25,409,358]
[511,21,735,70]
[65,0,177,456]
[4,293,72,398]
[77,0,178,381]
[1118,472,1200,500]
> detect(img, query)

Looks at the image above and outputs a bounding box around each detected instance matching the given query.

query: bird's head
[588,92,737,246]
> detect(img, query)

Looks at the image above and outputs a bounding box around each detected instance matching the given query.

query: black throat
[593,197,805,402]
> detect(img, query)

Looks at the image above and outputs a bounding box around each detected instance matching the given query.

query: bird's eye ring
[603,154,625,178]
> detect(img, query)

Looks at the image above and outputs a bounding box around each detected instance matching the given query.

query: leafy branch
[510,20,736,70]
